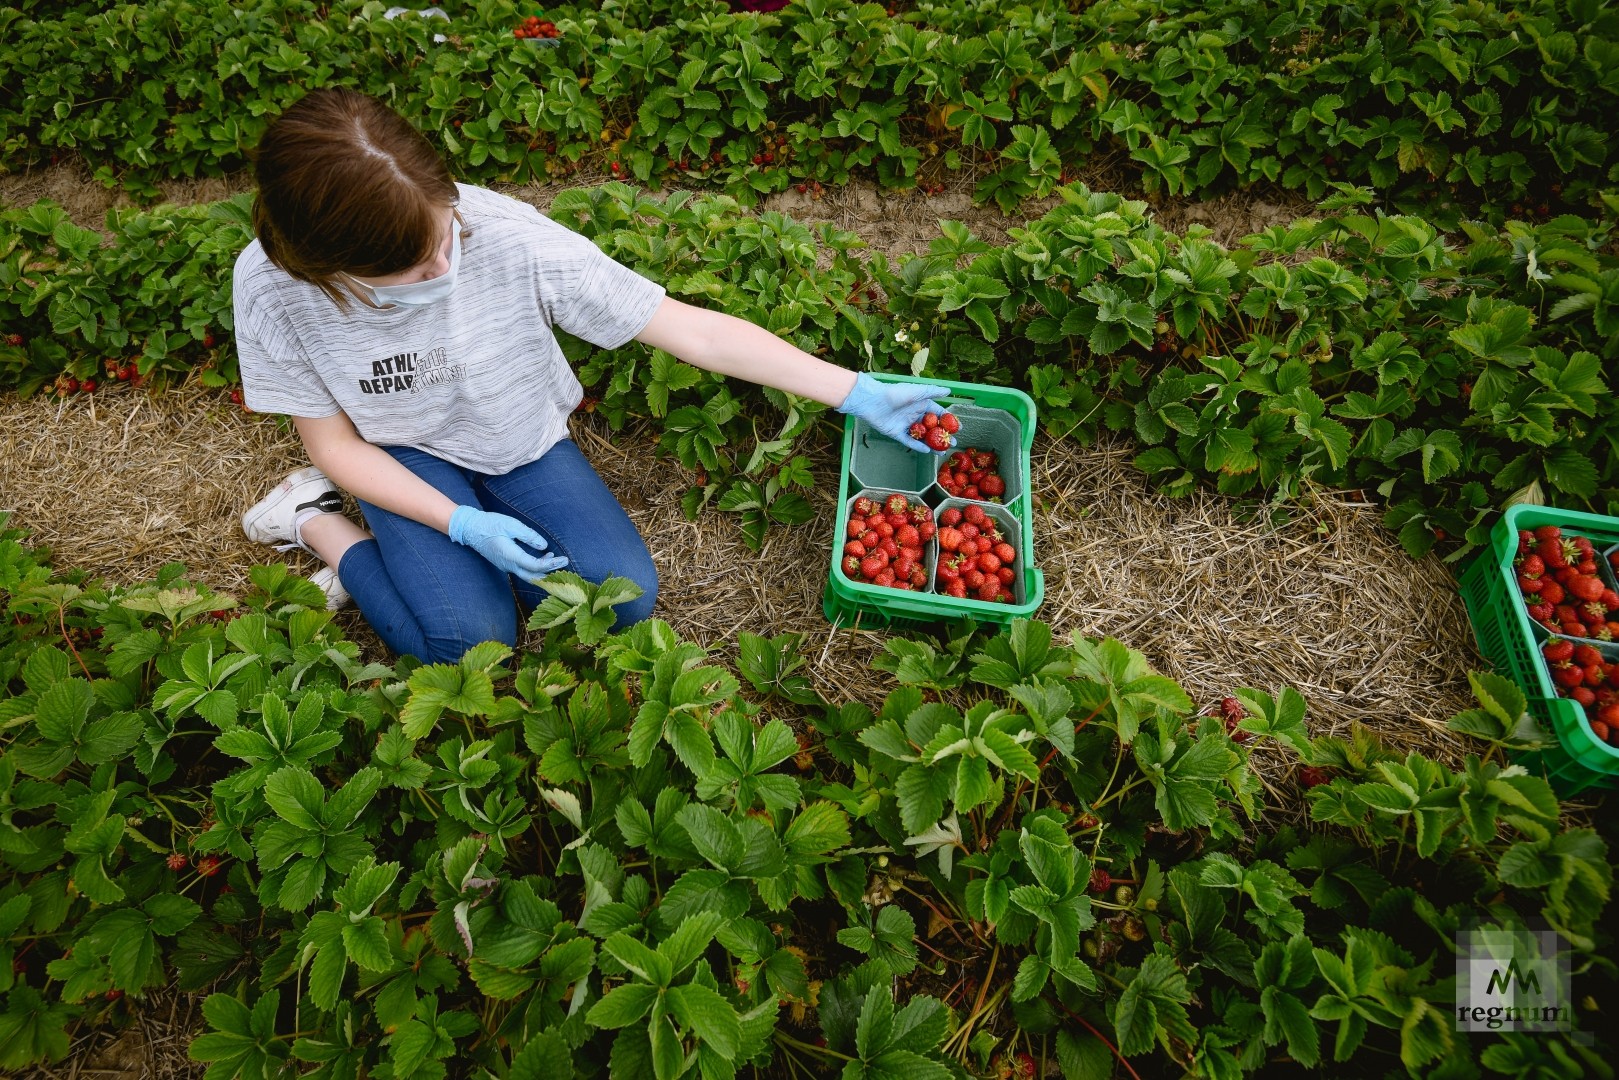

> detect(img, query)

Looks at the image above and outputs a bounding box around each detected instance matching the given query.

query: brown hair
[250,88,459,308]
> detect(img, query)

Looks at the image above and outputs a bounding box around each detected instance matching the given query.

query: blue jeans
[335,439,658,663]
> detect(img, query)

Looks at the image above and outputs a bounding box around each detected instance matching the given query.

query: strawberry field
[1,0,1618,1077]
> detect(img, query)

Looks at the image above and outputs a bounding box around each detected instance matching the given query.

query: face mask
[352,224,461,308]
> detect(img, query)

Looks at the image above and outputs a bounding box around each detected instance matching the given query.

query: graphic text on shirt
[356,347,465,396]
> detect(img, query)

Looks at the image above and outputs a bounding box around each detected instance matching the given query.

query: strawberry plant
[2,0,1615,219]
[0,517,1613,1075]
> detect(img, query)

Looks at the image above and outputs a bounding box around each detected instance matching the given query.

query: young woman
[236,88,944,663]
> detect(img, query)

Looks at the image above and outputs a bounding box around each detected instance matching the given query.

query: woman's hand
[448,506,570,581]
[836,372,951,452]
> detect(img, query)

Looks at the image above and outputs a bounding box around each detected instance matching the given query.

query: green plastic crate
[1457,503,1619,795]
[824,373,1044,631]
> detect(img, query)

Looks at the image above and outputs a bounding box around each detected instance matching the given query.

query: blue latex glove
[836,372,951,453]
[447,506,570,581]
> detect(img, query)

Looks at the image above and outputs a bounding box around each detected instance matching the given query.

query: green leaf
[587,982,658,1029]
[677,804,743,872]
[263,767,324,831]
[668,982,742,1060]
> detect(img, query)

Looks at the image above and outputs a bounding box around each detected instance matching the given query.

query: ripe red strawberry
[1598,703,1619,726]
[1518,574,1544,593]
[1535,525,1563,544]
[4,334,21,347]
[977,579,1000,602]
[909,421,928,440]
[918,521,935,540]
[1574,644,1603,667]
[1519,554,1545,577]
[853,497,876,517]
[945,578,967,598]
[896,524,920,547]
[874,569,896,587]
[979,552,1002,572]
[860,553,887,578]
[1220,696,1244,722]
[979,474,1005,498]
[884,494,908,515]
[842,555,862,577]
[940,508,962,526]
[1569,576,1605,603]
[922,412,939,429]
[939,411,960,434]
[1298,766,1333,788]
[1553,663,1585,688]
[993,542,1016,564]
[196,855,222,877]
[938,527,962,552]
[1540,581,1566,605]
[1544,639,1576,662]
[925,427,953,451]
[166,852,187,871]
[1572,686,1597,706]
[964,569,985,590]
[1089,867,1111,893]
[997,566,1014,584]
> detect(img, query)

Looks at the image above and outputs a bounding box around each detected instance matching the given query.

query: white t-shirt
[232,183,665,475]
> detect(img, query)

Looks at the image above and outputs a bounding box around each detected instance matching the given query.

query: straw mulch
[1,381,1480,759]
[12,986,201,1080]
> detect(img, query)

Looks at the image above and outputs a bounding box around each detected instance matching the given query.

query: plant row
[4,183,1619,557]
[0,517,1611,1077]
[1,0,1616,216]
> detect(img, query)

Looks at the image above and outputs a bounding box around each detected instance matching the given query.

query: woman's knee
[416,602,518,664]
[614,561,658,627]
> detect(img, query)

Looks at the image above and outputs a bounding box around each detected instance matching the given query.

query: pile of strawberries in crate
[936,448,1007,501]
[934,504,1017,602]
[841,494,935,590]
[1540,638,1619,747]
[1514,525,1619,640]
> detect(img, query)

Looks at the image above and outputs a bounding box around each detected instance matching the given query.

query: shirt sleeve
[543,226,667,350]
[233,267,342,419]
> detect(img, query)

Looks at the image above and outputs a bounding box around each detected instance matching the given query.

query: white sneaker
[243,467,344,554]
[310,565,352,611]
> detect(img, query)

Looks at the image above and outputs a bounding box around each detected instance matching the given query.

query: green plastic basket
[824,374,1044,631]
[1456,503,1619,795]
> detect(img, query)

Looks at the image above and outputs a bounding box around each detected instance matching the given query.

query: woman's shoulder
[456,183,558,229]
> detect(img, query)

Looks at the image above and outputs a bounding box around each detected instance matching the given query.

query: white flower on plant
[894,329,909,344]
